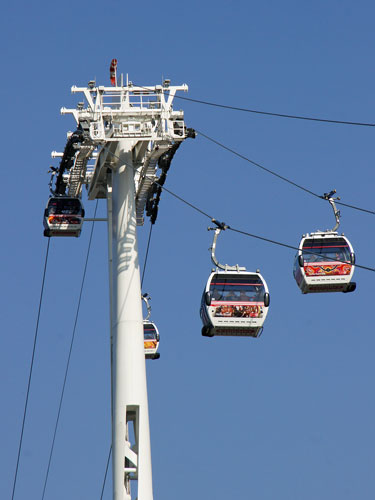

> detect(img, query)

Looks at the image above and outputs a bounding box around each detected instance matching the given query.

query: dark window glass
[48,198,82,216]
[209,274,265,302]
[144,332,156,340]
[143,325,157,338]
[302,238,351,262]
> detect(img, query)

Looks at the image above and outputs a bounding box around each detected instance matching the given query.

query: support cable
[11,238,51,500]
[227,226,375,273]
[141,223,153,288]
[103,147,214,220]
[173,93,375,127]
[154,182,214,219]
[333,199,375,215]
[196,129,375,216]
[133,82,374,127]
[41,201,98,500]
[145,179,375,272]
[102,146,374,271]
[99,445,112,500]
[129,85,374,215]
[196,129,320,198]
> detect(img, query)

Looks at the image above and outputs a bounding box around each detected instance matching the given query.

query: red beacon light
[110,59,118,86]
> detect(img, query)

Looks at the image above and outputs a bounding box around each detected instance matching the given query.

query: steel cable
[11,238,51,500]
[139,178,375,273]
[99,446,112,500]
[141,223,153,288]
[134,82,375,127]
[41,201,98,499]
[173,93,375,127]
[196,129,375,215]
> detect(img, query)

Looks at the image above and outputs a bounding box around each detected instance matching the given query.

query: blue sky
[1,1,375,499]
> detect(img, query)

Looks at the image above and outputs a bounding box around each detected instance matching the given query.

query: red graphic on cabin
[304,263,351,276]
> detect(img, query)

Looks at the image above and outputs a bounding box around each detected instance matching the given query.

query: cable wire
[155,182,214,219]
[173,93,375,127]
[335,199,375,216]
[141,223,153,288]
[100,445,112,500]
[196,129,321,199]
[227,226,375,273]
[124,85,375,215]
[11,238,51,500]
[133,82,375,127]
[196,129,375,215]
[101,143,374,271]
[41,201,98,500]
[139,176,375,273]
[103,146,214,220]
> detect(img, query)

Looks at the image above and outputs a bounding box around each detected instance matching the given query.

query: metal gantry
[52,75,191,499]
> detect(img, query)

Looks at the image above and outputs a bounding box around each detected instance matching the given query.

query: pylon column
[109,141,153,500]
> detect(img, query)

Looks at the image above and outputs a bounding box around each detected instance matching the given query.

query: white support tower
[60,78,189,499]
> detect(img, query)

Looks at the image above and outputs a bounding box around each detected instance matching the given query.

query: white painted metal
[209,227,246,271]
[106,172,114,429]
[67,144,96,197]
[55,77,189,499]
[61,81,189,226]
[110,144,153,500]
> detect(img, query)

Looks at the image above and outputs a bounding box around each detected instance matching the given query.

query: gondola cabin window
[209,274,265,303]
[47,198,83,216]
[302,238,351,264]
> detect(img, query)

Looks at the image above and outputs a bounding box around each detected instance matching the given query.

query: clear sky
[1,1,375,499]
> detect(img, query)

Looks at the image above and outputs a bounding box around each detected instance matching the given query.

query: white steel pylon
[60,77,190,499]
[109,148,152,499]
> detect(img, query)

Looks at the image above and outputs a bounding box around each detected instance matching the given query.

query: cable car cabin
[43,197,84,237]
[293,232,356,294]
[144,322,160,360]
[200,271,270,338]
